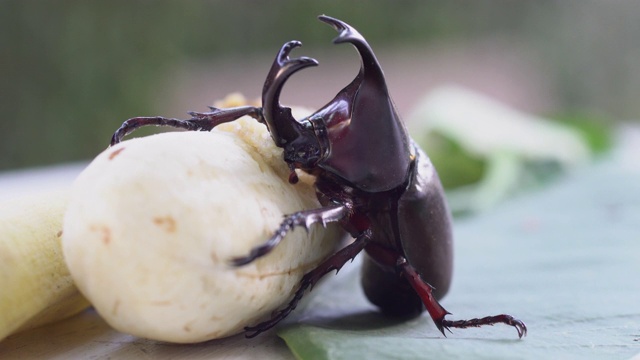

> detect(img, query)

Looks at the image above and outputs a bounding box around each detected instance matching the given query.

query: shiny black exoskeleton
[111,15,527,339]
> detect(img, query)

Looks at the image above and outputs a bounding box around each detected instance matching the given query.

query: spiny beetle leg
[400,262,527,338]
[230,204,349,267]
[110,106,262,146]
[244,230,371,338]
[396,259,451,336]
[366,242,527,339]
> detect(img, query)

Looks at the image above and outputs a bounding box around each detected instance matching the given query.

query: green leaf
[418,132,486,190]
[279,148,640,359]
[553,112,613,154]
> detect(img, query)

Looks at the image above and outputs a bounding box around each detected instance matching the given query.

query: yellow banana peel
[0,190,90,341]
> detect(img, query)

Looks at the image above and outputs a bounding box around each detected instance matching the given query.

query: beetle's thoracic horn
[313,15,412,192]
[318,15,385,83]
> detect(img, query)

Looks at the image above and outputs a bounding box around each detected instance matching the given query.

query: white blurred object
[614,124,640,174]
[408,86,591,213]
[408,85,590,164]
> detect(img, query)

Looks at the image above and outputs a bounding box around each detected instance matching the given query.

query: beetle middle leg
[230,203,349,266]
[244,229,371,338]
[110,106,263,145]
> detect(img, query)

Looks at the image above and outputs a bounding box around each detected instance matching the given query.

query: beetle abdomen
[397,143,453,300]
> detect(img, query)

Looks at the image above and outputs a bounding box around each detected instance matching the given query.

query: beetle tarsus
[110,106,262,146]
[441,315,528,339]
[243,230,371,338]
[110,116,200,146]
[230,204,349,266]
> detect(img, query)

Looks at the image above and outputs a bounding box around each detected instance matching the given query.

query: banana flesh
[62,95,341,343]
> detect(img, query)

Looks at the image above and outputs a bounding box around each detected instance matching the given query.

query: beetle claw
[435,320,449,337]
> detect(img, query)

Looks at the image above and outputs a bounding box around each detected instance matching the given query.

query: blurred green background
[1,1,638,172]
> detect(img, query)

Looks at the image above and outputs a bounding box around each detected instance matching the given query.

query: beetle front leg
[244,229,371,338]
[110,106,262,145]
[230,203,349,266]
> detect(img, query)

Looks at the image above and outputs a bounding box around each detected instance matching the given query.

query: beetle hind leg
[366,243,527,339]
[399,259,527,338]
[243,230,371,338]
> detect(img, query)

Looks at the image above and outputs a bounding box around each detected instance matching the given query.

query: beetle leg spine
[230,204,348,266]
[396,258,452,336]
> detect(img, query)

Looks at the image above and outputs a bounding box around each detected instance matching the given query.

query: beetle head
[260,41,327,174]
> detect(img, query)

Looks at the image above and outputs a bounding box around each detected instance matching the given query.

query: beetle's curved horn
[262,41,318,147]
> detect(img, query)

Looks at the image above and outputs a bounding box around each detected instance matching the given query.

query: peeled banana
[0,190,90,341]
[0,94,338,343]
[62,102,341,343]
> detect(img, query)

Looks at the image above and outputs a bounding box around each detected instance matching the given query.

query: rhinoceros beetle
[111,15,527,339]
